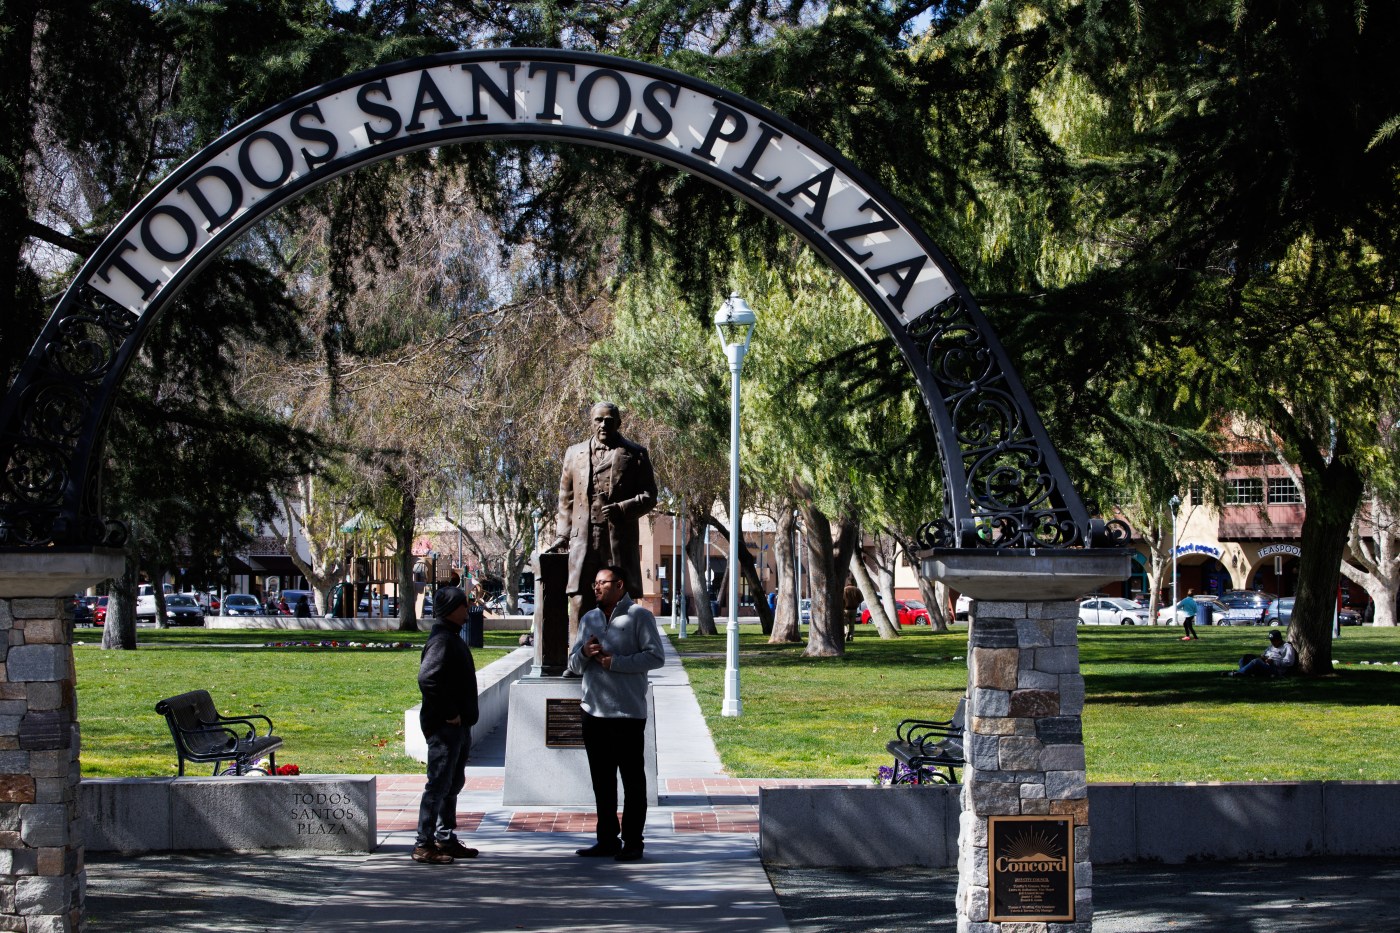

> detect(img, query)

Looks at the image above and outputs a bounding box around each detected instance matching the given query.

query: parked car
[1339,607,1362,626]
[280,589,317,616]
[484,593,535,615]
[92,596,108,626]
[1264,597,1293,627]
[1156,595,1223,625]
[222,593,262,617]
[162,594,205,626]
[799,598,811,624]
[860,599,933,626]
[1215,590,1274,626]
[1078,597,1149,625]
[69,595,96,625]
[135,582,174,622]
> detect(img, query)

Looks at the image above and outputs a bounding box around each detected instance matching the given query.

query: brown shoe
[440,839,478,859]
[412,844,453,864]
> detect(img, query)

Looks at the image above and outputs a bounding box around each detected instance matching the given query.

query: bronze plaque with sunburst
[988,815,1074,922]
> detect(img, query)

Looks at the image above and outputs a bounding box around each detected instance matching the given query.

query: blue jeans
[1239,658,1278,677]
[416,722,469,847]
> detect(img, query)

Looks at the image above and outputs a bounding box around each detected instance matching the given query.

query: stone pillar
[957,599,1091,933]
[920,549,1126,933]
[0,550,123,933]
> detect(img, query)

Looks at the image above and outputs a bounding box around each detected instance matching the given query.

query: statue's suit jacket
[554,435,657,597]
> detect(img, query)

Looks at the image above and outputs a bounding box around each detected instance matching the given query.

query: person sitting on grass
[1229,629,1297,677]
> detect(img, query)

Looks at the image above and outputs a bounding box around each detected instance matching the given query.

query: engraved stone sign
[988,815,1075,922]
[544,698,584,748]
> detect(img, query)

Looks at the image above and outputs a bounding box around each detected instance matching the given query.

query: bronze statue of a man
[548,403,657,630]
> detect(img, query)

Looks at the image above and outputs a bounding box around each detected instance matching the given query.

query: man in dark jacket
[413,586,480,864]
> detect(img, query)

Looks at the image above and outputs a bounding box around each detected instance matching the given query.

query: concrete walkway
[296,633,796,932]
[87,633,847,932]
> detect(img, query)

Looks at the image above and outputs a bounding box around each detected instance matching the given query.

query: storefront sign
[988,815,1074,922]
[1257,544,1301,558]
[1175,542,1222,559]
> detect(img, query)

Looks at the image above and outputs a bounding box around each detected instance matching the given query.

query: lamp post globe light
[1169,494,1181,622]
[715,293,756,718]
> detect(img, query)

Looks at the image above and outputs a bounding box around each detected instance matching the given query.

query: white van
[135,583,173,621]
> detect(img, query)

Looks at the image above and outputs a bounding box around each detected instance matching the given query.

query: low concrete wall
[404,646,534,762]
[760,781,1400,868]
[80,775,376,854]
[759,784,960,868]
[205,615,532,632]
[206,616,416,631]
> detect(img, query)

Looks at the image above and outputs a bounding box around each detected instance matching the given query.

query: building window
[1268,477,1302,504]
[1226,478,1265,505]
[1189,484,1203,506]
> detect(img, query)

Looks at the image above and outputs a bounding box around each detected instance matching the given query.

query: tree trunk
[152,567,170,628]
[394,491,419,633]
[707,514,774,635]
[503,545,527,613]
[103,549,138,650]
[397,534,418,632]
[768,503,801,643]
[851,549,899,638]
[1341,494,1400,627]
[1292,446,1366,674]
[799,498,857,658]
[926,579,951,632]
[1139,513,1168,625]
[278,489,343,619]
[891,530,950,632]
[683,518,717,636]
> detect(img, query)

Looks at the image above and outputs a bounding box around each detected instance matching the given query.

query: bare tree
[1342,492,1400,627]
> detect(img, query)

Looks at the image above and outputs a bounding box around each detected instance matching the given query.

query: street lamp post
[1169,494,1181,622]
[715,293,756,718]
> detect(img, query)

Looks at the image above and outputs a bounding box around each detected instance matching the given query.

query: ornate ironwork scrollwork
[0,288,135,548]
[908,293,1127,550]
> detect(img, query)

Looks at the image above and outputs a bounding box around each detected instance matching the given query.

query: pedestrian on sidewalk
[568,564,665,862]
[413,586,481,864]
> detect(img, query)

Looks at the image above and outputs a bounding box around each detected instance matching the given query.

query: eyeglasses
[592,578,622,589]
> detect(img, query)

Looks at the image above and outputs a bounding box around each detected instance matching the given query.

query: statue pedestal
[501,677,657,806]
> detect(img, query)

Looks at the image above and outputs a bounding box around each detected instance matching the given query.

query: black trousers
[581,713,647,847]
[416,722,469,847]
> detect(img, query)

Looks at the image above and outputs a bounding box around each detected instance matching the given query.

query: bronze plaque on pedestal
[544,698,585,748]
[988,815,1074,922]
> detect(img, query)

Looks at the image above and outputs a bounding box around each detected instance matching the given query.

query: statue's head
[591,402,622,444]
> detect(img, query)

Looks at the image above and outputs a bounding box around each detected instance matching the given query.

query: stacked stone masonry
[0,597,82,933]
[957,600,1092,933]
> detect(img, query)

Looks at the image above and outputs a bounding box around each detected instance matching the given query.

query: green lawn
[74,629,523,777]
[75,623,1400,782]
[676,624,1400,783]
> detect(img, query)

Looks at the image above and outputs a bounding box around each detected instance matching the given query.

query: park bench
[886,697,966,785]
[155,690,282,776]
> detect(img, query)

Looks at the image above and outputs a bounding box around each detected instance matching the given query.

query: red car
[860,599,933,626]
[92,596,109,626]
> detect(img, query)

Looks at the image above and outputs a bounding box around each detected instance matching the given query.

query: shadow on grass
[1087,667,1400,708]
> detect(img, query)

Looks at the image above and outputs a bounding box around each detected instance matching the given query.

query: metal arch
[0,49,1126,552]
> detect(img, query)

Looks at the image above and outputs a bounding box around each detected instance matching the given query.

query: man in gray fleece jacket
[567,563,666,861]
